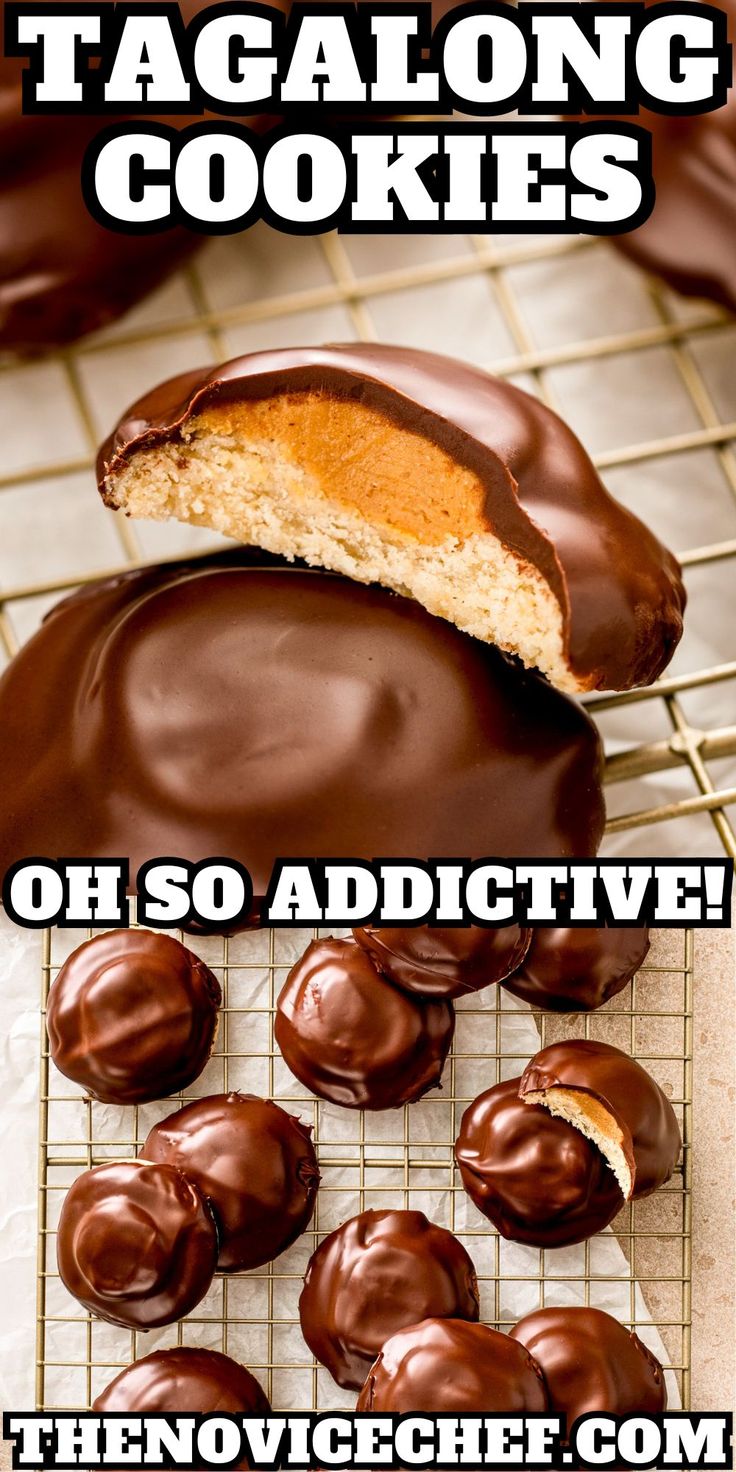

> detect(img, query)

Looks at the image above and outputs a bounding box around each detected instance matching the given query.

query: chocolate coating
[356,1317,547,1412]
[0,558,605,896]
[99,344,685,691]
[46,929,221,1104]
[93,1346,271,1412]
[143,1092,320,1271]
[615,103,736,312]
[275,937,455,1110]
[0,0,286,353]
[455,1078,623,1247]
[503,926,650,1013]
[352,924,531,999]
[0,110,196,354]
[511,1307,667,1422]
[520,1040,682,1199]
[598,0,736,313]
[56,1160,218,1329]
[299,1208,480,1389]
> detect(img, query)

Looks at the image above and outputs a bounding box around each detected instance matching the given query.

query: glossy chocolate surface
[602,0,736,312]
[99,344,685,690]
[46,929,221,1104]
[0,558,605,893]
[455,1078,623,1247]
[299,1208,479,1389]
[615,104,736,312]
[0,0,286,353]
[143,1092,319,1271]
[56,1160,218,1329]
[356,1317,547,1412]
[0,109,196,354]
[511,1307,667,1422]
[275,937,455,1110]
[352,924,531,998]
[503,926,650,1012]
[520,1040,682,1199]
[93,1346,271,1412]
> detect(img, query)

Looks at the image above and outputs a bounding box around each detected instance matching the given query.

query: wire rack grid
[0,228,734,854]
[35,921,693,1414]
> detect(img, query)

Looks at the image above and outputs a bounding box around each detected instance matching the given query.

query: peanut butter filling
[194,391,489,544]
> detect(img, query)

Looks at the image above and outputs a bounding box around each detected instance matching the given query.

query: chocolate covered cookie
[520,1040,682,1200]
[0,0,287,352]
[93,1346,271,1412]
[143,1093,319,1271]
[353,924,530,999]
[511,1306,667,1421]
[56,1160,218,1329]
[591,0,736,312]
[503,926,650,1012]
[356,1317,547,1412]
[47,929,221,1104]
[98,344,685,692]
[0,559,605,897]
[300,1209,479,1388]
[275,937,455,1110]
[455,1078,623,1247]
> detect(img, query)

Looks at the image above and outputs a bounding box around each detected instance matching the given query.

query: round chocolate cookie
[511,1307,667,1421]
[56,1160,218,1329]
[454,1078,623,1248]
[352,925,531,999]
[520,1040,682,1200]
[0,559,605,900]
[275,937,455,1110]
[46,929,221,1104]
[93,1346,271,1412]
[0,107,196,354]
[503,926,650,1013]
[613,98,736,312]
[356,1318,547,1412]
[299,1209,480,1389]
[143,1092,320,1271]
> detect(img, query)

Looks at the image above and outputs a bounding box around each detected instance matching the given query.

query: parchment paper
[0,917,684,1417]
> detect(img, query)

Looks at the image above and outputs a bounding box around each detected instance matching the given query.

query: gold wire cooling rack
[35,921,693,1414]
[0,230,734,853]
[0,227,724,1417]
